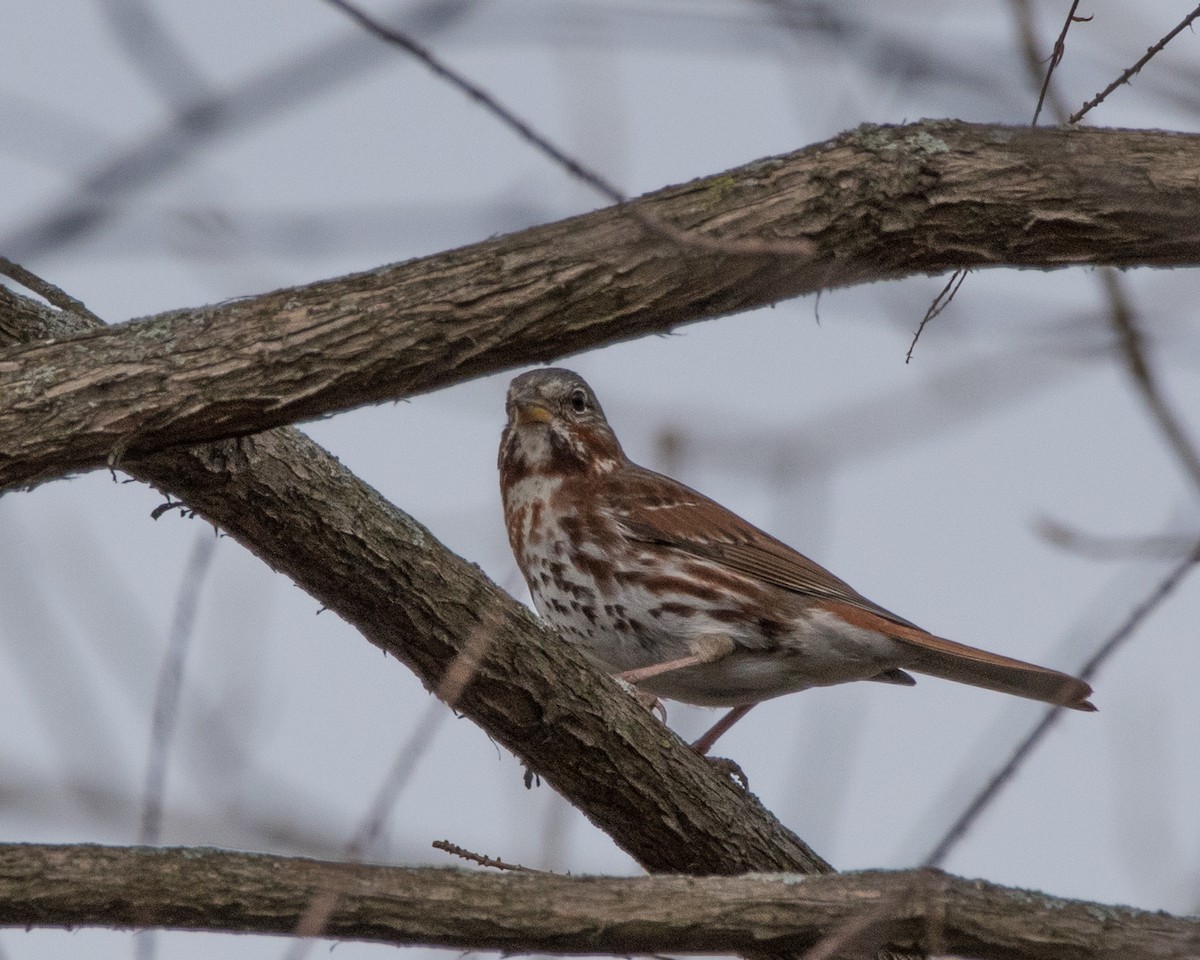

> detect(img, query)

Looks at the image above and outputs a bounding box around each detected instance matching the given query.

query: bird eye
[569,388,589,413]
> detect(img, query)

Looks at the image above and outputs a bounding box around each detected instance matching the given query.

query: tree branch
[4,120,1200,490]
[0,844,1195,959]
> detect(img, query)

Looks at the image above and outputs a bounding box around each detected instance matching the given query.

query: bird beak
[513,399,554,426]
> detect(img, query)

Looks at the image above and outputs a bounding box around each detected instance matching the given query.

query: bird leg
[690,704,755,756]
[611,676,668,722]
[614,635,751,784]
[617,634,735,685]
[688,704,756,789]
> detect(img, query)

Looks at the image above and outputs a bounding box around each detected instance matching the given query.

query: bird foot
[703,754,750,790]
[612,676,668,722]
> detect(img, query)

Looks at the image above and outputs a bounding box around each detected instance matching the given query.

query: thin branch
[923,538,1200,867]
[1031,0,1087,126]
[320,0,627,209]
[0,845,1195,958]
[0,1,475,262]
[1070,4,1200,124]
[1037,516,1200,559]
[432,840,534,872]
[1012,2,1200,529]
[322,0,813,259]
[0,256,103,324]
[139,531,219,846]
[97,0,215,110]
[135,528,218,960]
[1100,267,1200,494]
[1009,0,1071,124]
[905,268,966,363]
[284,612,502,958]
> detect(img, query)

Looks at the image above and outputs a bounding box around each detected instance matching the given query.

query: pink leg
[691,703,755,756]
[619,652,713,685]
[618,634,736,686]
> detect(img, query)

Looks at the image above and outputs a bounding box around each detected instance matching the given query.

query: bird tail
[899,631,1095,711]
[821,600,1095,710]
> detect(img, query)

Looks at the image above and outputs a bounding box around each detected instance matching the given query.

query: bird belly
[634,606,910,707]
[511,501,906,707]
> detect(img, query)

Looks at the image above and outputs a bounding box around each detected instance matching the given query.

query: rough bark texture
[4,121,1200,490]
[0,844,1195,959]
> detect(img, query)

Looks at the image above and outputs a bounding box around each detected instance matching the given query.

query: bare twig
[139,530,219,847]
[1070,4,1200,124]
[2,1,476,261]
[97,0,215,110]
[283,607,503,958]
[1031,0,1088,126]
[923,538,1200,867]
[320,0,814,259]
[1101,267,1200,494]
[1010,0,1071,123]
[321,0,625,208]
[1037,516,1200,559]
[432,840,534,872]
[136,529,218,960]
[906,269,966,363]
[0,256,103,324]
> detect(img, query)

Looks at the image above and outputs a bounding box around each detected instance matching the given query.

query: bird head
[499,368,623,477]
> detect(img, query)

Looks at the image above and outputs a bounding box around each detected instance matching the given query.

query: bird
[498,367,1094,756]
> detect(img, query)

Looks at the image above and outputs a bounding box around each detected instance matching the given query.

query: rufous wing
[612,465,1095,711]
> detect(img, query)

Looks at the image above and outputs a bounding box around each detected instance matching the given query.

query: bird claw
[613,676,668,722]
[703,754,750,790]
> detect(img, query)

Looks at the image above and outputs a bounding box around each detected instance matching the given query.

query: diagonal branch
[5,121,1200,491]
[0,844,1196,959]
[1100,268,1200,493]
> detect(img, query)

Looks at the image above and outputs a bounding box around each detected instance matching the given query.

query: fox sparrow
[498,368,1094,755]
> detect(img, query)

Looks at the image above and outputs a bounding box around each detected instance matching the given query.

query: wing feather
[607,466,1095,711]
[610,465,918,626]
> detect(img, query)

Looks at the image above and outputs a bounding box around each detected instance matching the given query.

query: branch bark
[5,120,1200,490]
[0,844,1195,959]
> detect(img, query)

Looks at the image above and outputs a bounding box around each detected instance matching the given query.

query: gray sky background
[3,1,1200,957]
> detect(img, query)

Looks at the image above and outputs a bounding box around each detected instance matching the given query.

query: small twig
[1038,516,1200,559]
[1012,5,1200,498]
[283,605,503,959]
[320,0,814,260]
[1101,267,1200,494]
[432,840,534,872]
[0,256,104,324]
[320,0,624,209]
[906,269,966,363]
[1009,0,1071,124]
[137,530,218,960]
[140,531,219,845]
[923,538,1200,867]
[1031,0,1088,126]
[1070,4,1200,124]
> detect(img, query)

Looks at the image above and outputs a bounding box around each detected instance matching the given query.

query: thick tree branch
[4,120,1200,490]
[0,289,830,878]
[0,844,1195,959]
